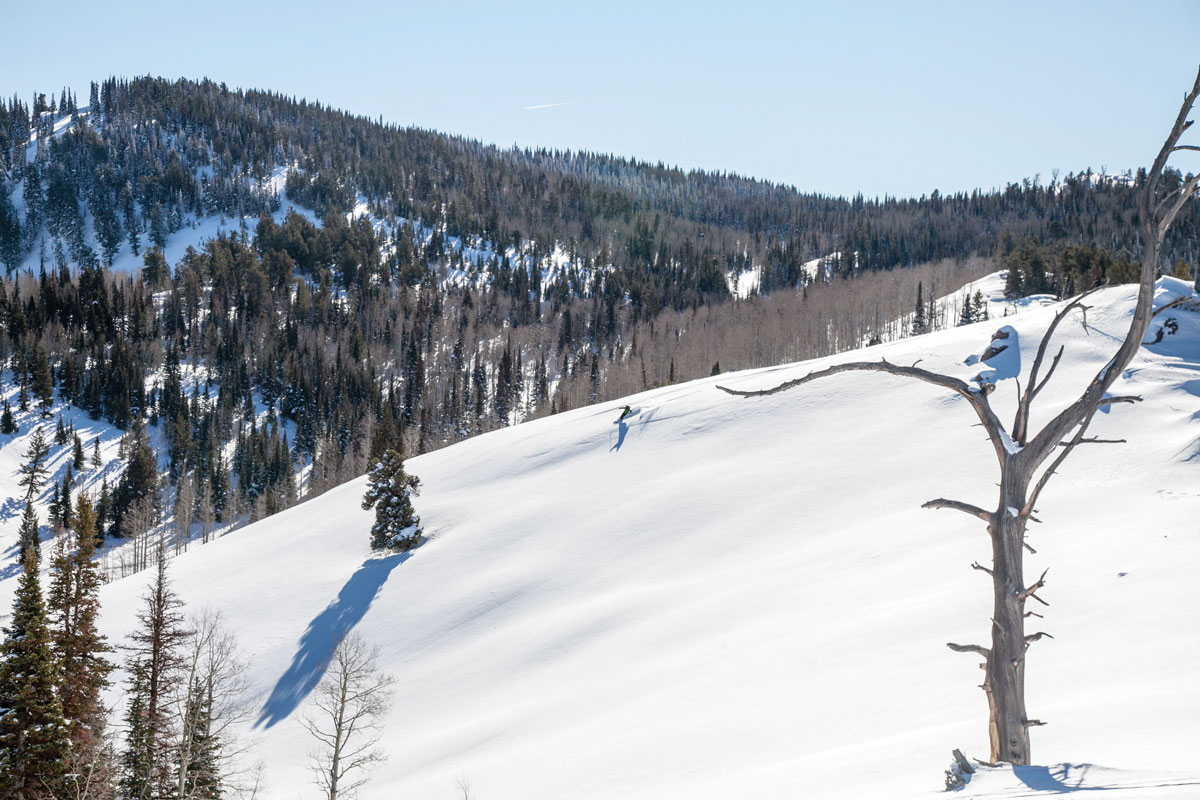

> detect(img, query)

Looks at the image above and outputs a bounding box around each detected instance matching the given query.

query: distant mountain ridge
[2,75,1197,299]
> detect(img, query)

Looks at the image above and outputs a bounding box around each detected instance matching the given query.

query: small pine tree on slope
[18,502,41,561]
[361,448,422,551]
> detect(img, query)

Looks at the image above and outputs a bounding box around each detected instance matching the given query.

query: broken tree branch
[1018,569,1050,602]
[1097,395,1142,406]
[922,498,991,522]
[947,642,990,657]
[972,561,994,576]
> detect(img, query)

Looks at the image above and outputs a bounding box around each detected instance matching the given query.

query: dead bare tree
[718,66,1200,765]
[171,610,253,799]
[301,632,395,800]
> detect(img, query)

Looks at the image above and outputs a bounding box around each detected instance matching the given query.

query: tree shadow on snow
[0,497,23,523]
[1013,764,1094,791]
[254,551,411,729]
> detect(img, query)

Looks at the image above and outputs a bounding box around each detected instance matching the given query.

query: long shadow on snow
[255,551,411,728]
[610,419,630,451]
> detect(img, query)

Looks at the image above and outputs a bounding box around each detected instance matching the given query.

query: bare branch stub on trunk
[716,66,1200,766]
[922,498,992,522]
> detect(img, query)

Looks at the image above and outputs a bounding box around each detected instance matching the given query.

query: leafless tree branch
[947,642,991,657]
[1013,288,1105,444]
[717,357,1010,462]
[922,498,991,522]
[302,632,395,800]
[1159,174,1200,239]
[1151,295,1193,321]
[1097,395,1142,406]
[1018,569,1049,602]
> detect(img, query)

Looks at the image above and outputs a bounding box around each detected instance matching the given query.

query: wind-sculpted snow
[73,281,1200,798]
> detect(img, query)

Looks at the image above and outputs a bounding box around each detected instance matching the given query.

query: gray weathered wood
[715,65,1200,765]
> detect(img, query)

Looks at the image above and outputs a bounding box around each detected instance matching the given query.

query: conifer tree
[48,482,62,530]
[59,467,73,530]
[18,502,41,561]
[175,676,221,799]
[18,425,51,503]
[73,432,85,470]
[48,494,113,773]
[361,448,422,551]
[120,551,191,800]
[120,664,153,800]
[96,479,111,543]
[32,347,54,417]
[0,400,17,434]
[911,281,927,335]
[973,289,989,321]
[0,548,70,799]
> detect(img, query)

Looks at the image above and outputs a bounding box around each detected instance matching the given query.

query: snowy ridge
[58,279,1200,797]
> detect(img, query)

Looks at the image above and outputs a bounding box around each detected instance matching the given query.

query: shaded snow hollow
[74,280,1200,798]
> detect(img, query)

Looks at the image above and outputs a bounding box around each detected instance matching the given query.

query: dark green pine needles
[0,548,70,798]
[362,448,422,551]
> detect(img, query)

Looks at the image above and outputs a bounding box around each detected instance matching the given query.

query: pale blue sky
[3,0,1197,198]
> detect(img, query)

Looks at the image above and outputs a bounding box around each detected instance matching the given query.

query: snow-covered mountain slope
[86,279,1199,798]
[0,389,127,567]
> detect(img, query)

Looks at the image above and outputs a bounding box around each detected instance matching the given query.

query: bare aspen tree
[125,495,156,576]
[301,633,395,800]
[718,67,1200,765]
[57,730,119,800]
[171,610,252,799]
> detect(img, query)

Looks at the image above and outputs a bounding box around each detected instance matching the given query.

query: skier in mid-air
[614,405,633,424]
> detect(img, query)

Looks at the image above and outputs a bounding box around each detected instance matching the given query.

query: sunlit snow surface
[6,280,1197,798]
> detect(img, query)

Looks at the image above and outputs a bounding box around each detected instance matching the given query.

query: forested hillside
[0,75,1196,542]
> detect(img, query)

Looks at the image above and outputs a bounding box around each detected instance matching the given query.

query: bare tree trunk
[985,467,1034,763]
[719,65,1200,765]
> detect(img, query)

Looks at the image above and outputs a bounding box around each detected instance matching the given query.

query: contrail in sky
[523,101,577,111]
